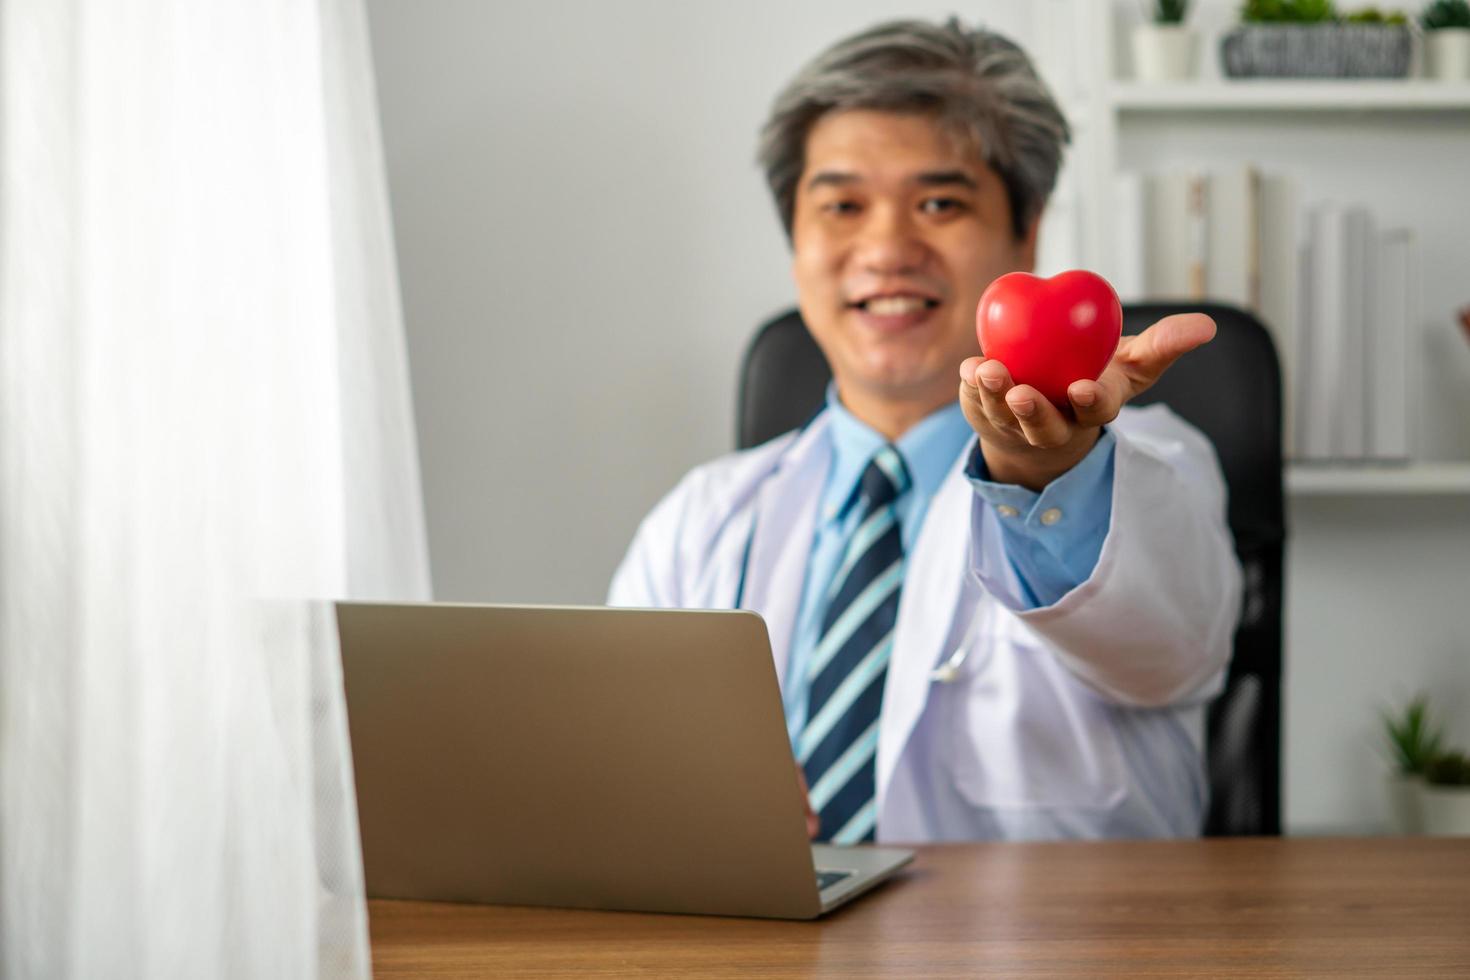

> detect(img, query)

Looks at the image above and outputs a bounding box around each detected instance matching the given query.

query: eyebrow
[914,170,978,189]
[804,169,979,190]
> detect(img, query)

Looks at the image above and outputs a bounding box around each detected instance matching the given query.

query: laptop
[336,601,913,919]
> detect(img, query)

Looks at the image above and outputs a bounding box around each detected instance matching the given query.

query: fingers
[1066,376,1124,429]
[1151,312,1218,360]
[960,357,1078,449]
[1004,385,1074,449]
[974,357,1016,427]
[1117,313,1217,394]
[965,356,1023,434]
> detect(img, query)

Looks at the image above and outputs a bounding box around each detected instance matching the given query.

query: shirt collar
[819,383,972,524]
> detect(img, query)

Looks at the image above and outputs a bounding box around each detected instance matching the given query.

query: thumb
[1120,313,1216,394]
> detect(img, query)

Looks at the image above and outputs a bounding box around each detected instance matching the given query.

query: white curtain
[0,0,429,976]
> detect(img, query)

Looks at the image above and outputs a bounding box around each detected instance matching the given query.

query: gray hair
[757,17,1071,242]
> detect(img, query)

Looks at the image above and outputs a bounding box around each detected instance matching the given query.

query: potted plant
[1421,0,1470,79]
[1221,1,1413,77]
[1133,0,1198,82]
[1380,694,1444,833]
[1421,750,1470,835]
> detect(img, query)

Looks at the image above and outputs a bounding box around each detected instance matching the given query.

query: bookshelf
[1068,1,1470,497]
[1108,80,1470,112]
[1287,461,1470,495]
[1047,0,1470,841]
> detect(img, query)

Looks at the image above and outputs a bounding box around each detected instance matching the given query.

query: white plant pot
[1132,24,1198,83]
[1421,784,1470,835]
[1385,771,1425,834]
[1426,28,1470,81]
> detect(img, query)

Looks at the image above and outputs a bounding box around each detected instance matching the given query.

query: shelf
[1107,80,1470,112]
[1286,463,1470,496]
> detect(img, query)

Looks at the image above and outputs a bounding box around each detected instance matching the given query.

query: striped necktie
[799,444,911,844]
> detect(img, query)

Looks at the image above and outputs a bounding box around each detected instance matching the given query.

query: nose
[853,202,926,275]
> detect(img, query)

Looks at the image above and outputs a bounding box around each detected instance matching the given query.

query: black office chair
[736,303,1285,836]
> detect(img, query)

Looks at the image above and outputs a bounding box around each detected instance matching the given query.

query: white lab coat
[609,404,1243,842]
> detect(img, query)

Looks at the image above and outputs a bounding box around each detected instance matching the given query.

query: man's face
[791,109,1038,414]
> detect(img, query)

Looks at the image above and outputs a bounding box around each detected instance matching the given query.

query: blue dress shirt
[781,387,1117,745]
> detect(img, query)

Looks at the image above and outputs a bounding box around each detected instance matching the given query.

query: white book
[1294,235,1314,459]
[1186,172,1208,300]
[1114,172,1146,302]
[1301,203,1347,461]
[1144,171,1192,299]
[1370,230,1414,461]
[1258,174,1300,459]
[1207,166,1258,310]
[1336,207,1374,461]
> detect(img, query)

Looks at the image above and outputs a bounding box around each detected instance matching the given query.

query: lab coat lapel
[877,446,973,802]
[741,416,830,686]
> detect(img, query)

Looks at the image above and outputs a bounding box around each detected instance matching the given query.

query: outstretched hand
[959,313,1217,491]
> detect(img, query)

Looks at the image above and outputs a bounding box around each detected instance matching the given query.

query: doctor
[609,18,1242,844]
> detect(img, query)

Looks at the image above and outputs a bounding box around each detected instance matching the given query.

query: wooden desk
[370,836,1470,978]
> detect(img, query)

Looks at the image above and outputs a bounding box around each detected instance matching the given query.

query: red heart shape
[975,270,1122,410]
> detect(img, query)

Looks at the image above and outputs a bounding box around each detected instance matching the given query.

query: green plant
[1381,694,1445,776]
[1421,0,1470,29]
[1148,0,1191,23]
[1240,0,1338,21]
[1344,7,1409,23]
[1424,751,1470,787]
[1239,0,1411,22]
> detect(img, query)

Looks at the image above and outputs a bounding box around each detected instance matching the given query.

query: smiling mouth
[850,295,941,315]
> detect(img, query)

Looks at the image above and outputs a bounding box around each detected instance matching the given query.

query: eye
[920,197,967,215]
[821,199,861,216]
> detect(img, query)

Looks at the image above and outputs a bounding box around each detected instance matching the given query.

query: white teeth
[864,296,930,315]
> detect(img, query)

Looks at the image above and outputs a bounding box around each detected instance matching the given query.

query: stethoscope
[731,410,981,685]
[929,624,980,683]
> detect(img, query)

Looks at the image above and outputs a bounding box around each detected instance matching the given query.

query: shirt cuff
[964,429,1117,608]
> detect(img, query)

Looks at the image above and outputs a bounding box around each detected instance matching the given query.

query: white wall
[366,0,1470,836]
[1285,495,1470,832]
[364,0,1068,606]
